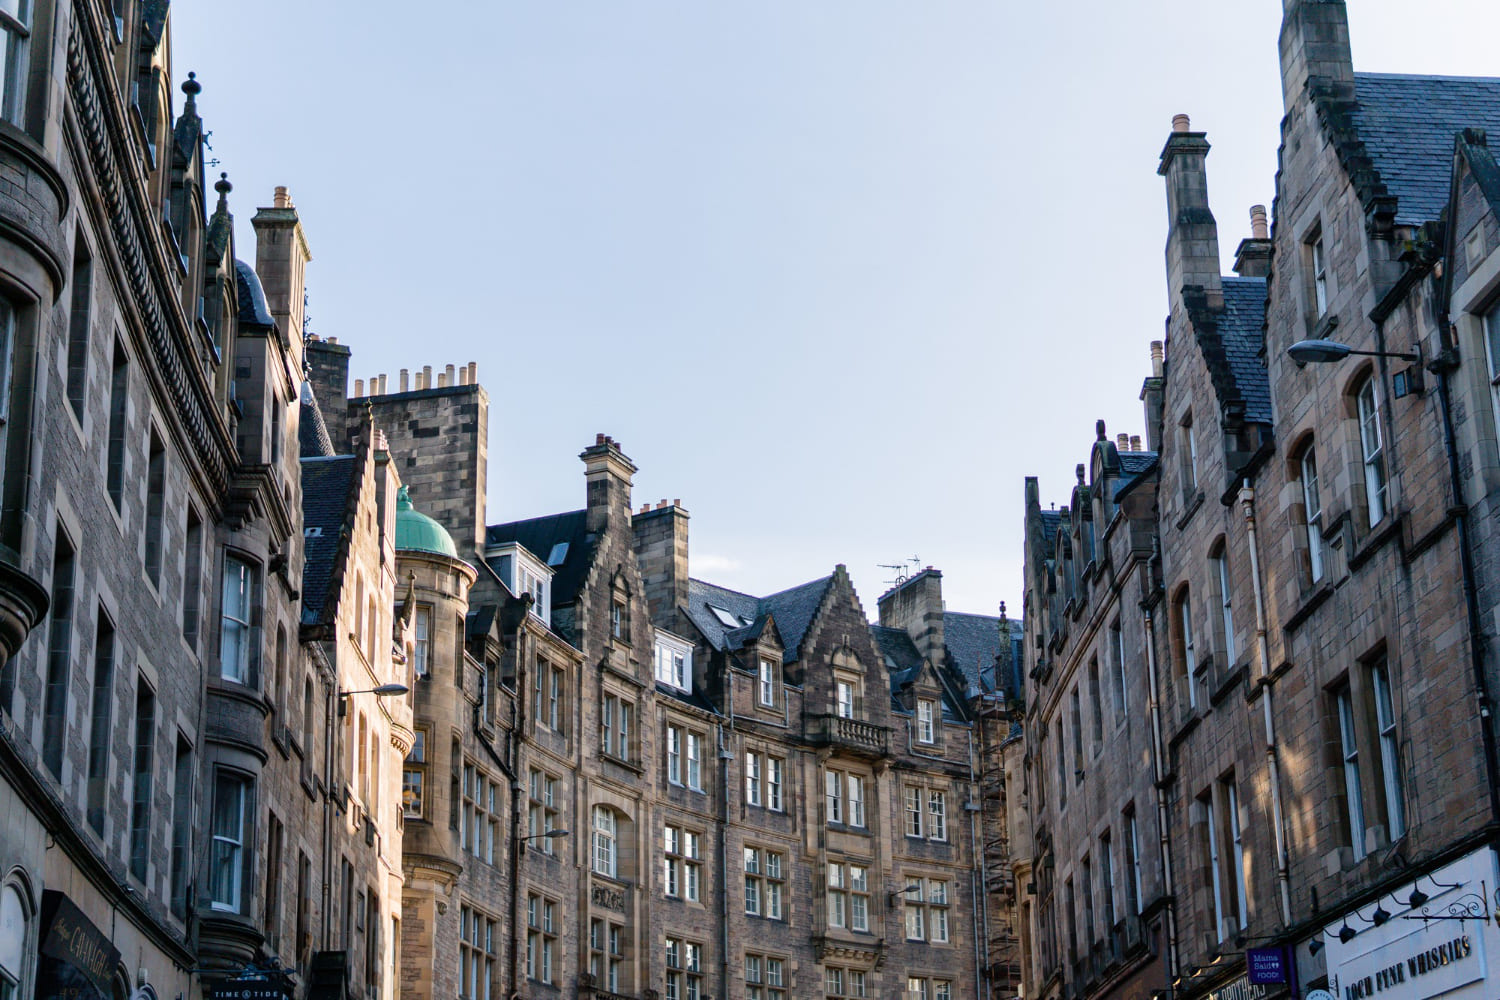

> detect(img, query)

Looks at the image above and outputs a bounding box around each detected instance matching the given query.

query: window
[525,894,556,984]
[655,638,690,690]
[1175,589,1197,709]
[743,846,784,919]
[365,596,377,663]
[664,825,701,901]
[170,735,193,917]
[907,978,952,1000]
[610,601,624,639]
[667,726,682,785]
[85,609,114,833]
[546,665,563,731]
[928,789,948,841]
[0,0,26,128]
[1088,659,1102,752]
[826,769,865,828]
[905,879,949,942]
[210,770,249,910]
[589,918,625,992]
[264,813,284,951]
[1055,718,1067,810]
[404,730,428,820]
[296,852,312,965]
[183,507,202,649]
[826,967,867,998]
[1311,233,1328,316]
[129,678,155,881]
[1483,300,1500,446]
[1081,854,1095,946]
[1125,807,1143,915]
[527,768,559,852]
[600,693,632,761]
[42,529,75,777]
[106,340,128,509]
[1356,377,1388,527]
[1336,683,1367,860]
[666,938,702,1000]
[1070,686,1083,778]
[413,607,430,677]
[837,679,857,719]
[592,806,618,878]
[1213,546,1235,664]
[1371,658,1406,840]
[459,905,496,1000]
[745,954,786,1000]
[687,731,703,791]
[219,555,257,684]
[917,698,936,743]
[1299,446,1326,583]
[745,751,761,806]
[1223,777,1248,934]
[905,786,923,838]
[67,238,91,420]
[0,883,28,1000]
[1111,620,1127,719]
[758,659,777,707]
[827,861,869,931]
[1100,831,1116,927]
[144,431,165,584]
[461,763,499,864]
[365,892,381,993]
[1179,412,1198,494]
[302,677,316,759]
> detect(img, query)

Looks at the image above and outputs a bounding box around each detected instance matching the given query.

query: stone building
[1008,5,1500,1000]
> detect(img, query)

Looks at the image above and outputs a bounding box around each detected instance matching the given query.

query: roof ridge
[1355,70,1500,84]
[488,507,587,532]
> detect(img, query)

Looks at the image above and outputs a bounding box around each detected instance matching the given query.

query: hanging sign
[1247,947,1289,984]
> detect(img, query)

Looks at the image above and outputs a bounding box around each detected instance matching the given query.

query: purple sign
[1247,946,1288,985]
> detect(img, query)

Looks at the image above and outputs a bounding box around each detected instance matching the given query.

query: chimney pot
[399,369,409,392]
[468,362,477,384]
[1172,113,1191,133]
[1130,435,1143,451]
[354,379,364,396]
[378,374,387,395]
[274,185,291,208]
[673,499,681,507]
[1250,204,1269,240]
[327,337,337,344]
[1151,341,1165,377]
[422,365,433,389]
[1118,433,1130,450]
[656,500,669,510]
[596,433,606,445]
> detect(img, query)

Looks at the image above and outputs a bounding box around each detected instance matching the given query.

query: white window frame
[766,755,782,811]
[592,806,617,878]
[745,751,761,806]
[219,555,257,684]
[1483,301,1500,452]
[0,0,29,127]
[1357,378,1388,527]
[210,770,249,912]
[905,786,923,838]
[1312,235,1329,316]
[1337,686,1367,861]
[1372,660,1406,839]
[1301,447,1325,583]
[758,659,777,707]
[1215,549,1235,663]
[928,789,947,841]
[917,699,936,743]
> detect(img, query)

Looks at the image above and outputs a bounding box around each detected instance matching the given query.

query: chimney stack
[251,187,313,367]
[1159,113,1223,309]
[1141,341,1167,452]
[581,434,637,534]
[1235,204,1274,277]
[1279,0,1353,115]
[633,498,690,630]
[877,568,945,668]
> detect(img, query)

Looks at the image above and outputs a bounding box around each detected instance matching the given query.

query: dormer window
[758,660,778,708]
[654,631,692,692]
[487,542,554,628]
[709,604,745,629]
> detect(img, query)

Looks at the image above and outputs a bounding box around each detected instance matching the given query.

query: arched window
[1355,377,1388,527]
[1172,588,1197,710]
[0,880,30,1000]
[592,806,617,878]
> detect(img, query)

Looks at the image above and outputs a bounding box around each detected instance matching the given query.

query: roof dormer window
[708,604,745,628]
[489,542,554,628]
[654,631,693,692]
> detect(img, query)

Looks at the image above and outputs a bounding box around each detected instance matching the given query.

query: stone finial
[1250,204,1269,240]
[182,71,201,100]
[1095,419,1107,441]
[1172,113,1192,133]
[1150,341,1164,377]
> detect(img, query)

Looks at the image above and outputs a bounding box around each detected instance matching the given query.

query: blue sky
[171,2,1500,618]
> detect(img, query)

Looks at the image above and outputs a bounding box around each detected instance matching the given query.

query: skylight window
[547,542,569,567]
[709,605,741,628]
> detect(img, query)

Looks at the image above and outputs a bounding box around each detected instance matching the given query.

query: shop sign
[1247,947,1288,984]
[1206,975,1268,1000]
[206,969,292,1000]
[35,891,120,1000]
[1336,933,1478,1000]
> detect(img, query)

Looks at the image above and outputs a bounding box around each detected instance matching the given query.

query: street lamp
[887,884,923,908]
[520,829,570,853]
[1286,339,1424,396]
[338,683,410,716]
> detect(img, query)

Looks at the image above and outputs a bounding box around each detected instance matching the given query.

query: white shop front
[1319,848,1500,1000]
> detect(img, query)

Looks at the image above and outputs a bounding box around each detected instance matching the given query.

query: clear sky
[171,2,1500,619]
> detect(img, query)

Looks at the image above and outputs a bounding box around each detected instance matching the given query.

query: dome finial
[182,71,201,99]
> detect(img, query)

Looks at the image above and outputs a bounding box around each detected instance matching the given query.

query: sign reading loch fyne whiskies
[1340,934,1475,1000]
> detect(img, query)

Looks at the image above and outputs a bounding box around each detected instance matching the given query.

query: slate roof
[870,625,924,687]
[485,510,594,606]
[1351,73,1500,226]
[944,611,1007,695]
[1220,276,1271,423]
[685,576,832,664]
[300,455,358,625]
[299,387,335,458]
[234,260,275,330]
[1115,451,1159,499]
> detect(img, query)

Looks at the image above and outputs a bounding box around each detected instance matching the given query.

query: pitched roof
[1352,73,1500,226]
[1219,276,1271,423]
[685,575,833,664]
[943,611,1007,694]
[299,387,335,458]
[485,510,593,606]
[300,455,358,625]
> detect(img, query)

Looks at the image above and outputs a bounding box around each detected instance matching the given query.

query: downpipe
[1141,607,1179,980]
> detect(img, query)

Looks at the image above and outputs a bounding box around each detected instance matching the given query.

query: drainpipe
[507,630,530,1000]
[718,691,735,1000]
[1238,482,1294,926]
[1141,608,1179,980]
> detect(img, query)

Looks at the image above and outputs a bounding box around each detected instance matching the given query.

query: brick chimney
[878,569,945,668]
[581,434,637,534]
[1279,0,1353,114]
[1234,205,1274,277]
[1159,114,1222,312]
[251,187,312,366]
[633,500,689,629]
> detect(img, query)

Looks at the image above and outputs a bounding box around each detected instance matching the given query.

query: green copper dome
[394,485,458,557]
